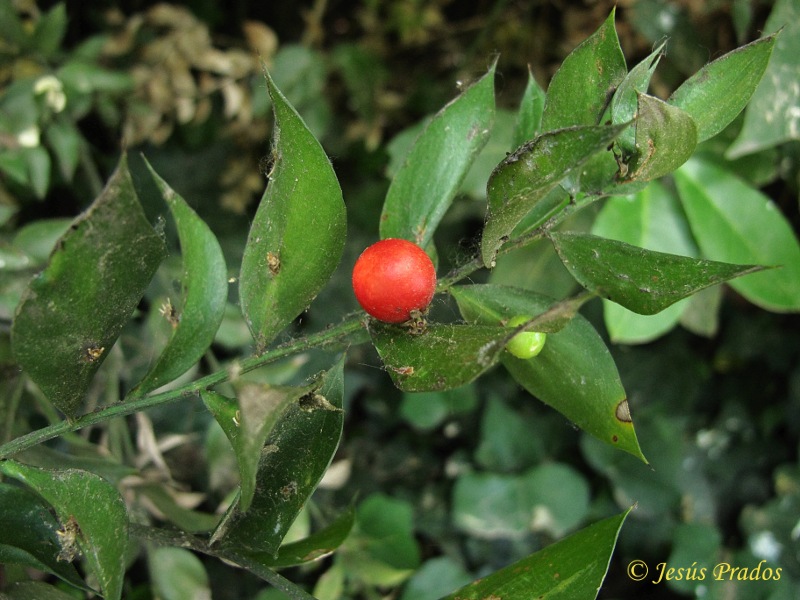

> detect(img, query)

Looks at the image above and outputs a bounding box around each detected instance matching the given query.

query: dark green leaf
[451,284,647,461]
[0,461,129,600]
[550,231,763,315]
[368,322,509,392]
[668,34,776,142]
[592,181,698,343]
[257,505,355,568]
[215,358,345,554]
[611,43,665,155]
[380,61,496,247]
[32,3,67,57]
[626,94,697,182]
[441,509,632,600]
[541,8,627,130]
[12,154,167,418]
[0,483,89,592]
[728,0,800,156]
[239,71,346,351]
[674,158,800,311]
[513,68,545,147]
[201,383,309,513]
[133,161,228,395]
[481,123,628,266]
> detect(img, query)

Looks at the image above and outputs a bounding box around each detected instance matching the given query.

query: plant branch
[0,315,365,460]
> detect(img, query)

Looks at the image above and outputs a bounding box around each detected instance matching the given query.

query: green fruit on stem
[505,315,547,359]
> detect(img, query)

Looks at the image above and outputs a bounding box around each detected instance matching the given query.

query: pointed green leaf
[550,231,763,315]
[513,68,545,147]
[674,158,800,311]
[202,383,309,513]
[668,34,776,142]
[368,322,509,392]
[215,358,345,554]
[12,154,167,418]
[728,0,800,156]
[0,461,129,600]
[441,509,632,600]
[541,8,627,130]
[481,123,628,266]
[255,504,355,568]
[627,93,697,182]
[380,61,496,246]
[611,43,665,154]
[0,483,89,592]
[133,160,228,395]
[22,146,50,199]
[240,71,346,352]
[451,284,646,461]
[592,182,699,343]
[0,0,28,48]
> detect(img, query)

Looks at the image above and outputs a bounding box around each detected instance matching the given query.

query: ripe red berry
[352,238,437,323]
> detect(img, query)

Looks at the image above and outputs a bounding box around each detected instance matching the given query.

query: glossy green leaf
[133,161,227,395]
[12,154,167,418]
[368,322,509,392]
[441,509,631,600]
[728,0,800,156]
[201,383,309,513]
[257,504,355,568]
[592,182,698,344]
[541,8,627,131]
[239,71,346,352]
[380,61,496,247]
[0,483,89,592]
[668,34,776,142]
[481,122,628,266]
[215,358,345,554]
[149,547,211,600]
[513,68,545,147]
[451,284,646,461]
[674,158,800,312]
[611,43,665,155]
[453,463,590,539]
[0,461,129,600]
[627,94,697,182]
[550,231,763,315]
[459,110,516,200]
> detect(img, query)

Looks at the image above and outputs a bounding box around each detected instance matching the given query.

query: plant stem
[0,316,365,460]
[131,524,318,600]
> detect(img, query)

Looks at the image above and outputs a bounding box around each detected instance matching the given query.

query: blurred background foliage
[1,1,799,599]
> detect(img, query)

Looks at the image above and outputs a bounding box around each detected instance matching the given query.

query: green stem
[131,524,317,600]
[0,316,364,459]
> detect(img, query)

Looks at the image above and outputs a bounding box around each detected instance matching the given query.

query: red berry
[352,238,437,323]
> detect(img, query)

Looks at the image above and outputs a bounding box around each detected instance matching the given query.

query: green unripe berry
[505,315,547,359]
